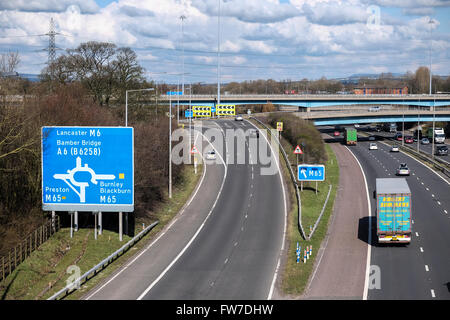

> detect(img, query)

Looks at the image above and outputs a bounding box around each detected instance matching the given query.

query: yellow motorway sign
[277,122,283,131]
[193,106,211,118]
[217,104,236,116]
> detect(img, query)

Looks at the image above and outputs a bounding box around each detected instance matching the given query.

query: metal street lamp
[429,18,434,95]
[125,88,155,127]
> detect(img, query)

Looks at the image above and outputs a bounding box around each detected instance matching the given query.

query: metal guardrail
[249,117,307,241]
[360,131,450,179]
[308,185,333,239]
[397,144,450,178]
[47,221,159,300]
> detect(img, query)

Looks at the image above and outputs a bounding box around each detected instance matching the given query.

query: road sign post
[297,164,325,194]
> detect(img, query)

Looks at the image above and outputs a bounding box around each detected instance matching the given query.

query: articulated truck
[427,127,446,144]
[375,178,412,244]
[344,127,357,145]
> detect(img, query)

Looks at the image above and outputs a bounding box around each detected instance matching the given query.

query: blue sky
[0,0,449,83]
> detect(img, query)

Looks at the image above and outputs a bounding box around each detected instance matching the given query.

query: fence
[1,215,61,283]
[47,220,159,300]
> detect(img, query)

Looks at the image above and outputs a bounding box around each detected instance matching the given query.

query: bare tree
[0,50,20,74]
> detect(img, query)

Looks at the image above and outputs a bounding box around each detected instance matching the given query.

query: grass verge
[0,163,203,300]
[281,144,339,296]
[250,117,339,297]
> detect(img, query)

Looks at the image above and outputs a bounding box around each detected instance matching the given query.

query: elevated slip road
[85,119,286,300]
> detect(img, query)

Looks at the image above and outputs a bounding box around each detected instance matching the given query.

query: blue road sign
[166,91,183,95]
[42,127,134,212]
[297,164,325,182]
[211,106,216,113]
[185,110,193,118]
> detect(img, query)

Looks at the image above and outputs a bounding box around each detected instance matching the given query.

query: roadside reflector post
[304,250,307,263]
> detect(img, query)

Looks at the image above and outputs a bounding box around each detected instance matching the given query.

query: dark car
[435,145,448,156]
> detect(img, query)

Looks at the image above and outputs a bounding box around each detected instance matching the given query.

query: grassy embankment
[250,116,339,297]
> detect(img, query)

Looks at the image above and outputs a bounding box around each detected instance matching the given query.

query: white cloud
[0,0,99,13]
[0,0,449,81]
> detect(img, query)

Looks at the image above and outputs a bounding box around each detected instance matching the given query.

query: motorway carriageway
[348,134,450,299]
[369,129,449,165]
[85,119,286,300]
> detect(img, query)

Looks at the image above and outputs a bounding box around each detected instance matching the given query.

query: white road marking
[246,119,287,301]
[416,232,419,237]
[431,290,436,298]
[345,146,372,301]
[136,126,229,300]
[420,247,423,252]
[425,265,429,272]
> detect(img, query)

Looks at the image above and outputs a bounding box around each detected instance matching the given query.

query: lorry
[382,122,397,132]
[427,127,446,144]
[375,178,412,244]
[344,127,357,145]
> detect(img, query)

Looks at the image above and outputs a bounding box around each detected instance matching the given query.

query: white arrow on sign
[300,168,307,179]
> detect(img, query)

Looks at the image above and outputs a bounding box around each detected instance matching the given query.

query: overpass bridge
[296,108,450,126]
[160,94,450,126]
[161,94,450,109]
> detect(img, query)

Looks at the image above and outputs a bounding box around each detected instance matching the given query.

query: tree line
[0,44,181,257]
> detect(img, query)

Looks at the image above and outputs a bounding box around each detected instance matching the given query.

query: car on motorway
[396,163,410,176]
[435,145,448,156]
[369,142,378,150]
[205,150,216,160]
[235,115,243,121]
[421,137,430,145]
[404,136,414,144]
[368,106,381,112]
[354,124,360,128]
[333,130,340,136]
[368,135,376,141]
[390,145,400,152]
[395,133,403,141]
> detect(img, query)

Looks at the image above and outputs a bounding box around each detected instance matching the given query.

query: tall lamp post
[429,18,434,95]
[217,0,221,112]
[125,88,155,127]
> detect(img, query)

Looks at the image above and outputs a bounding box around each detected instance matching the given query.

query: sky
[0,0,449,84]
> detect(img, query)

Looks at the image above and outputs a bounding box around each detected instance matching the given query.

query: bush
[267,113,327,164]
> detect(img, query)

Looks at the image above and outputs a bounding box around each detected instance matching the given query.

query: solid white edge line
[245,119,287,301]
[136,125,228,300]
[85,130,208,300]
[345,145,372,301]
